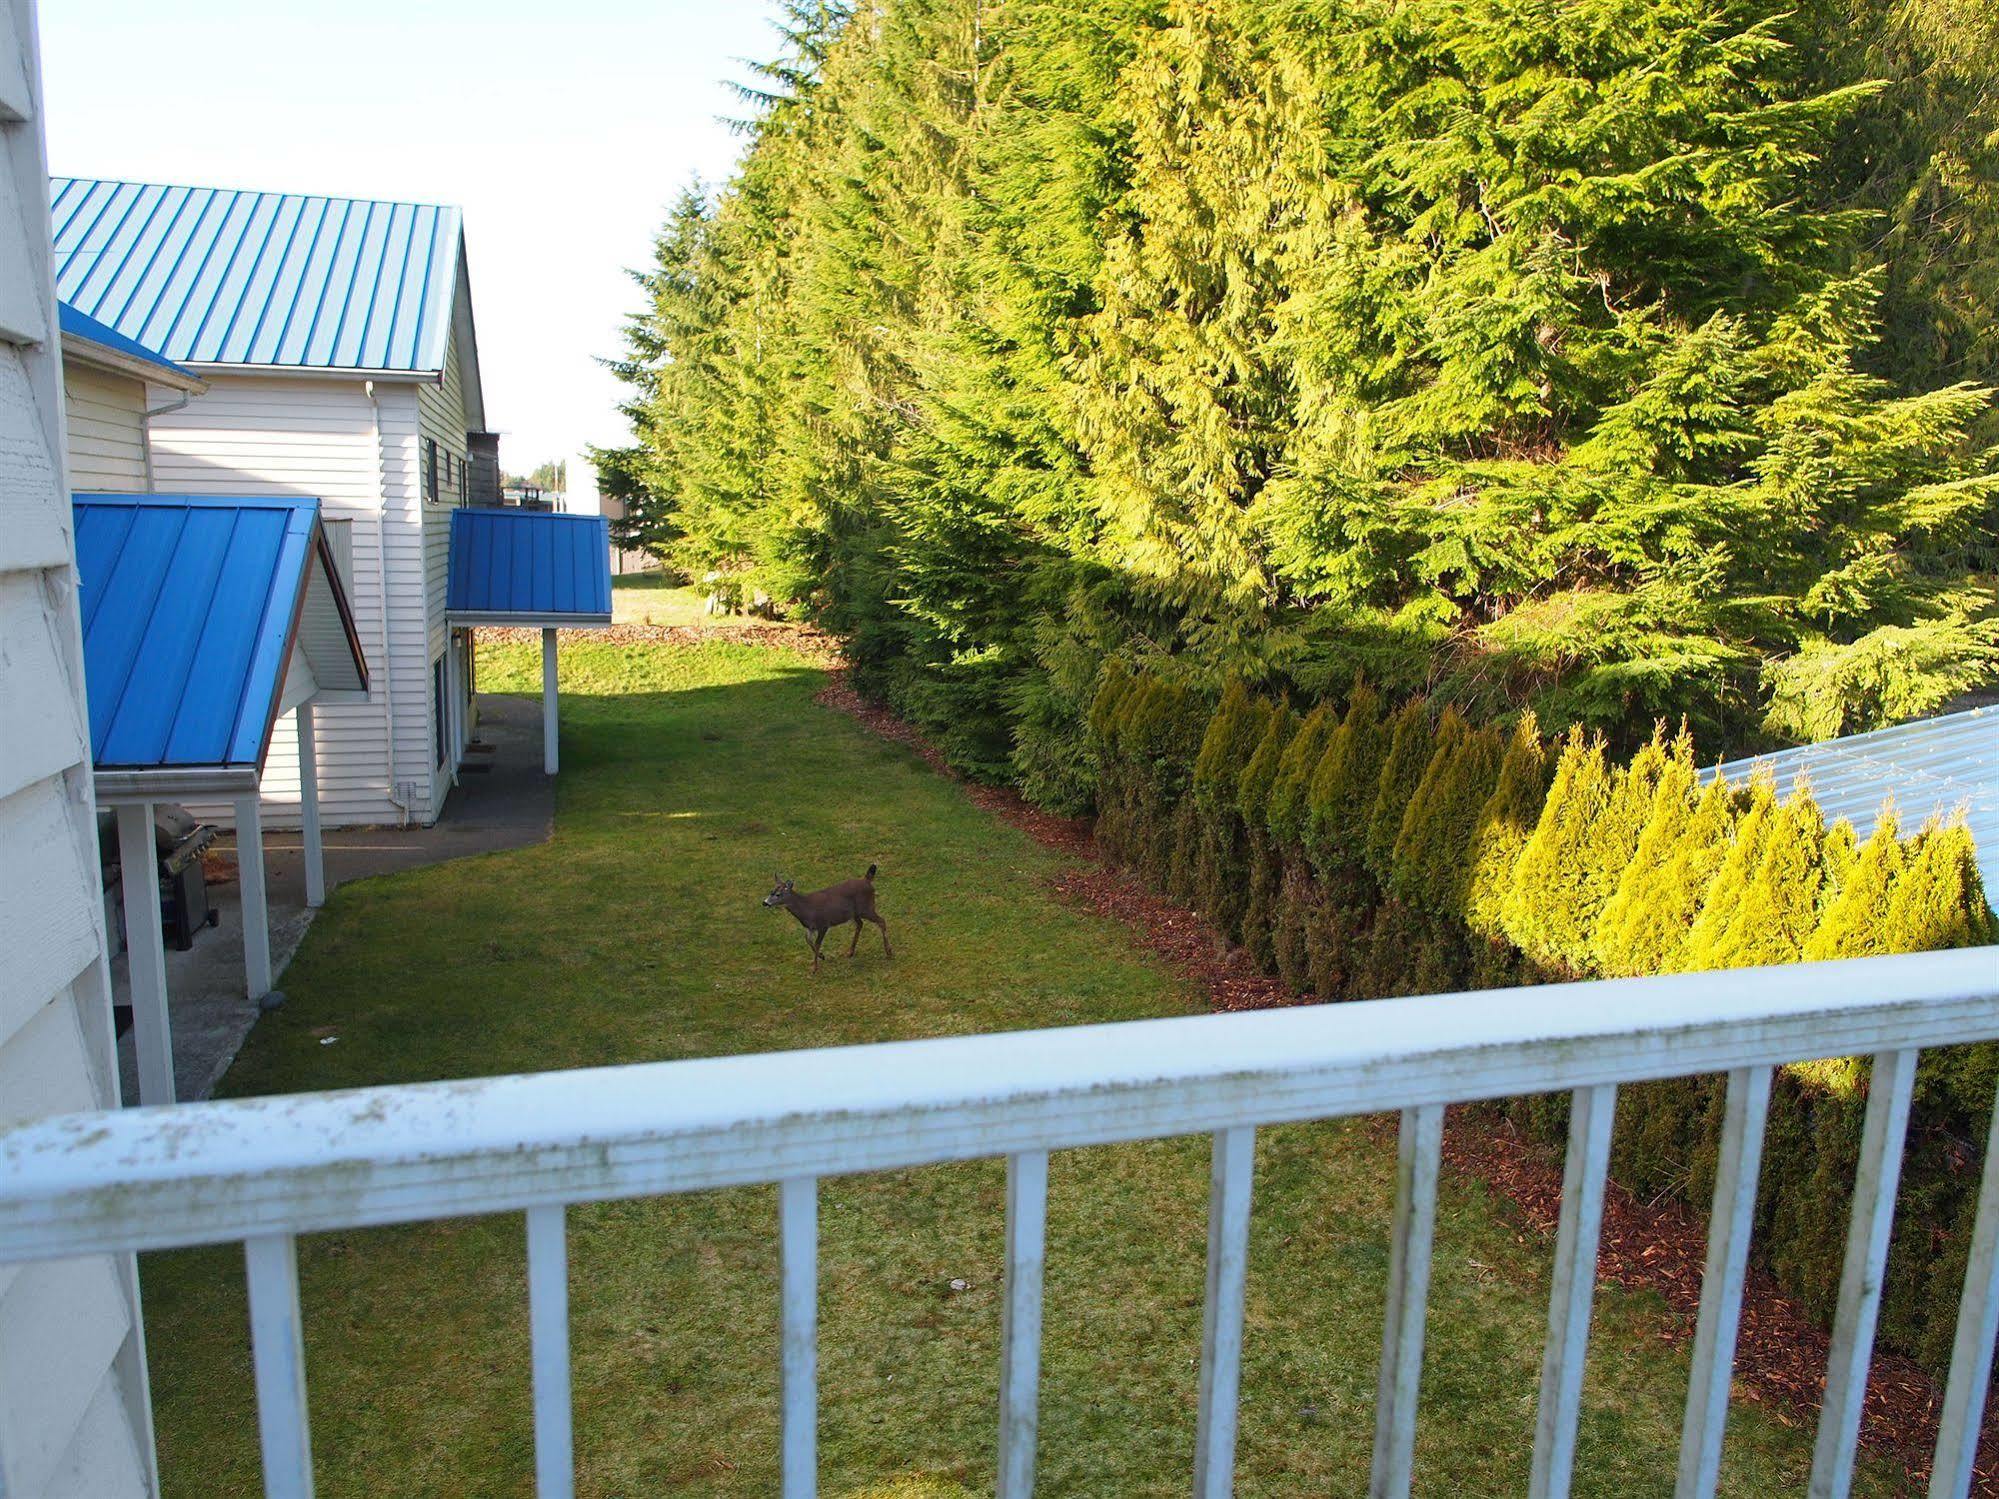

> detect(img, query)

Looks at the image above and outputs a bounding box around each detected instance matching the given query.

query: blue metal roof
[1704,706,1997,910]
[73,494,363,771]
[447,509,612,622]
[58,299,201,382]
[50,177,461,373]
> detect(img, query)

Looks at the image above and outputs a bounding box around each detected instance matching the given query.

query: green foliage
[1463,715,1549,941]
[1805,809,1906,961]
[1237,706,1296,828]
[1684,774,1780,969]
[1193,682,1269,809]
[1881,818,1999,954]
[1302,684,1386,877]
[1503,731,1615,975]
[1265,703,1335,847]
[610,0,1998,793]
[1390,716,1503,918]
[1363,698,1434,883]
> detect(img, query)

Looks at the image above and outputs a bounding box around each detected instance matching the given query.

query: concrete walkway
[112,693,554,1104]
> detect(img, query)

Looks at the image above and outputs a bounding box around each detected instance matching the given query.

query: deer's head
[762,875,796,910]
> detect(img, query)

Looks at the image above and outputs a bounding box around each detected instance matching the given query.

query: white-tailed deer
[763,865,892,973]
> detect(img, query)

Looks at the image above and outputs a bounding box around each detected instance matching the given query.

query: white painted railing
[4,948,1999,1498]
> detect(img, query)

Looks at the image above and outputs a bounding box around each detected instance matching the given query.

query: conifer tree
[1698,787,1832,969]
[1881,818,1998,954]
[1302,684,1386,877]
[1595,730,1702,975]
[1684,774,1781,966]
[1804,808,1908,961]
[1504,730,1616,975]
[1266,703,1335,848]
[1463,715,1549,942]
[1363,698,1435,883]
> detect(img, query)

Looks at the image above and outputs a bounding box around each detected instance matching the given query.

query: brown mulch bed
[810,664,1992,1496]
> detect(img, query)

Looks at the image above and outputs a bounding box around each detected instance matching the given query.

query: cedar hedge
[1089,668,1997,1373]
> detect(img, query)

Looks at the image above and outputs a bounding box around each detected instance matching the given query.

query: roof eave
[61,332,208,394]
[94,765,261,804]
[180,361,440,383]
[447,611,613,629]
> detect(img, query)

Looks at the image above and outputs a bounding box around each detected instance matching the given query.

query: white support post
[1930,1090,1999,1499]
[244,1233,314,1499]
[1371,1103,1444,1499]
[541,626,559,776]
[999,1150,1048,1499]
[526,1204,575,1499]
[1677,1065,1773,1499]
[1193,1125,1256,1499]
[296,702,325,909]
[1530,1083,1618,1499]
[115,801,175,1106]
[781,1176,818,1499]
[1810,1048,1919,1499]
[235,791,272,1000]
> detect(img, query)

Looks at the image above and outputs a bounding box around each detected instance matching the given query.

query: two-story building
[50,176,492,828]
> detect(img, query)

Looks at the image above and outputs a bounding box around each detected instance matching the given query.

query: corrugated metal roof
[58,298,200,381]
[1702,707,1998,906]
[447,509,612,622]
[50,177,461,373]
[73,494,364,770]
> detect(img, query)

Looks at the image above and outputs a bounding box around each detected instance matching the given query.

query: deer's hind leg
[847,917,862,957]
[870,912,892,958]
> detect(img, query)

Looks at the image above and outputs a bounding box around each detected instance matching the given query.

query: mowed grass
[610,571,804,632]
[139,640,1905,1497]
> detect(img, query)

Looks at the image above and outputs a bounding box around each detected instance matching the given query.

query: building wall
[0,2,155,1492]
[146,373,440,827]
[61,361,146,490]
[417,315,475,806]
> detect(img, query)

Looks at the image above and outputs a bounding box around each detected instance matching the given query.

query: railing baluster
[1193,1126,1256,1499]
[244,1233,314,1499]
[999,1150,1049,1499]
[781,1176,819,1499]
[1529,1082,1618,1499]
[1370,1103,1445,1499]
[1809,1047,1918,1499]
[1930,1089,1999,1499]
[526,1204,574,1499]
[1675,1065,1773,1499]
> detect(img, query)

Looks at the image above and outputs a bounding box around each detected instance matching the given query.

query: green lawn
[139,640,1905,1496]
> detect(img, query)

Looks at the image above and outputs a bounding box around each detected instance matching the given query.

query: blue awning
[446,507,612,626]
[73,494,368,797]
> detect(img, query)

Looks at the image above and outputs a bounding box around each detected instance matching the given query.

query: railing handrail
[5,946,1996,1264]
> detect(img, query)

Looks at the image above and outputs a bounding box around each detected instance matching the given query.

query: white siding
[61,362,146,490]
[0,2,152,1491]
[146,374,442,827]
[417,317,473,815]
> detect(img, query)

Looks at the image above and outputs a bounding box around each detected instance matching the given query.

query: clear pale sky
[40,0,781,477]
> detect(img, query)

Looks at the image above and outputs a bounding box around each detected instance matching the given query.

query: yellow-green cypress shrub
[1703,785,1830,969]
[1463,714,1549,943]
[1881,816,1996,954]
[1266,703,1334,848]
[1302,684,1386,878]
[1595,729,1700,976]
[1682,772,1779,968]
[1803,807,1906,961]
[1363,697,1435,883]
[1391,715,1503,919]
[1605,771,1737,976]
[1503,728,1616,975]
[1193,681,1267,810]
[1237,705,1295,827]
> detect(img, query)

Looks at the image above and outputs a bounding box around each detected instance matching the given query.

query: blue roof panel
[74,494,323,770]
[57,299,199,381]
[51,177,462,373]
[448,509,612,621]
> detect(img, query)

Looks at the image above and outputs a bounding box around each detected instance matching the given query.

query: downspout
[139,389,195,488]
[366,379,412,827]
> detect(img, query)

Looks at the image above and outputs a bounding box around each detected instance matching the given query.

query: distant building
[51,176,491,827]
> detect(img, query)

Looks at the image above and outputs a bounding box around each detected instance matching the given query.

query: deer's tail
[865,863,878,882]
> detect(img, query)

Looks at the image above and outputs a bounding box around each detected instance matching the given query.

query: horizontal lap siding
[417,316,472,819]
[147,375,436,827]
[60,364,145,490]
[0,21,150,1492]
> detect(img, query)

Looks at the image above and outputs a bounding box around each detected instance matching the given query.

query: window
[457,452,469,504]
[433,655,448,770]
[422,437,439,503]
